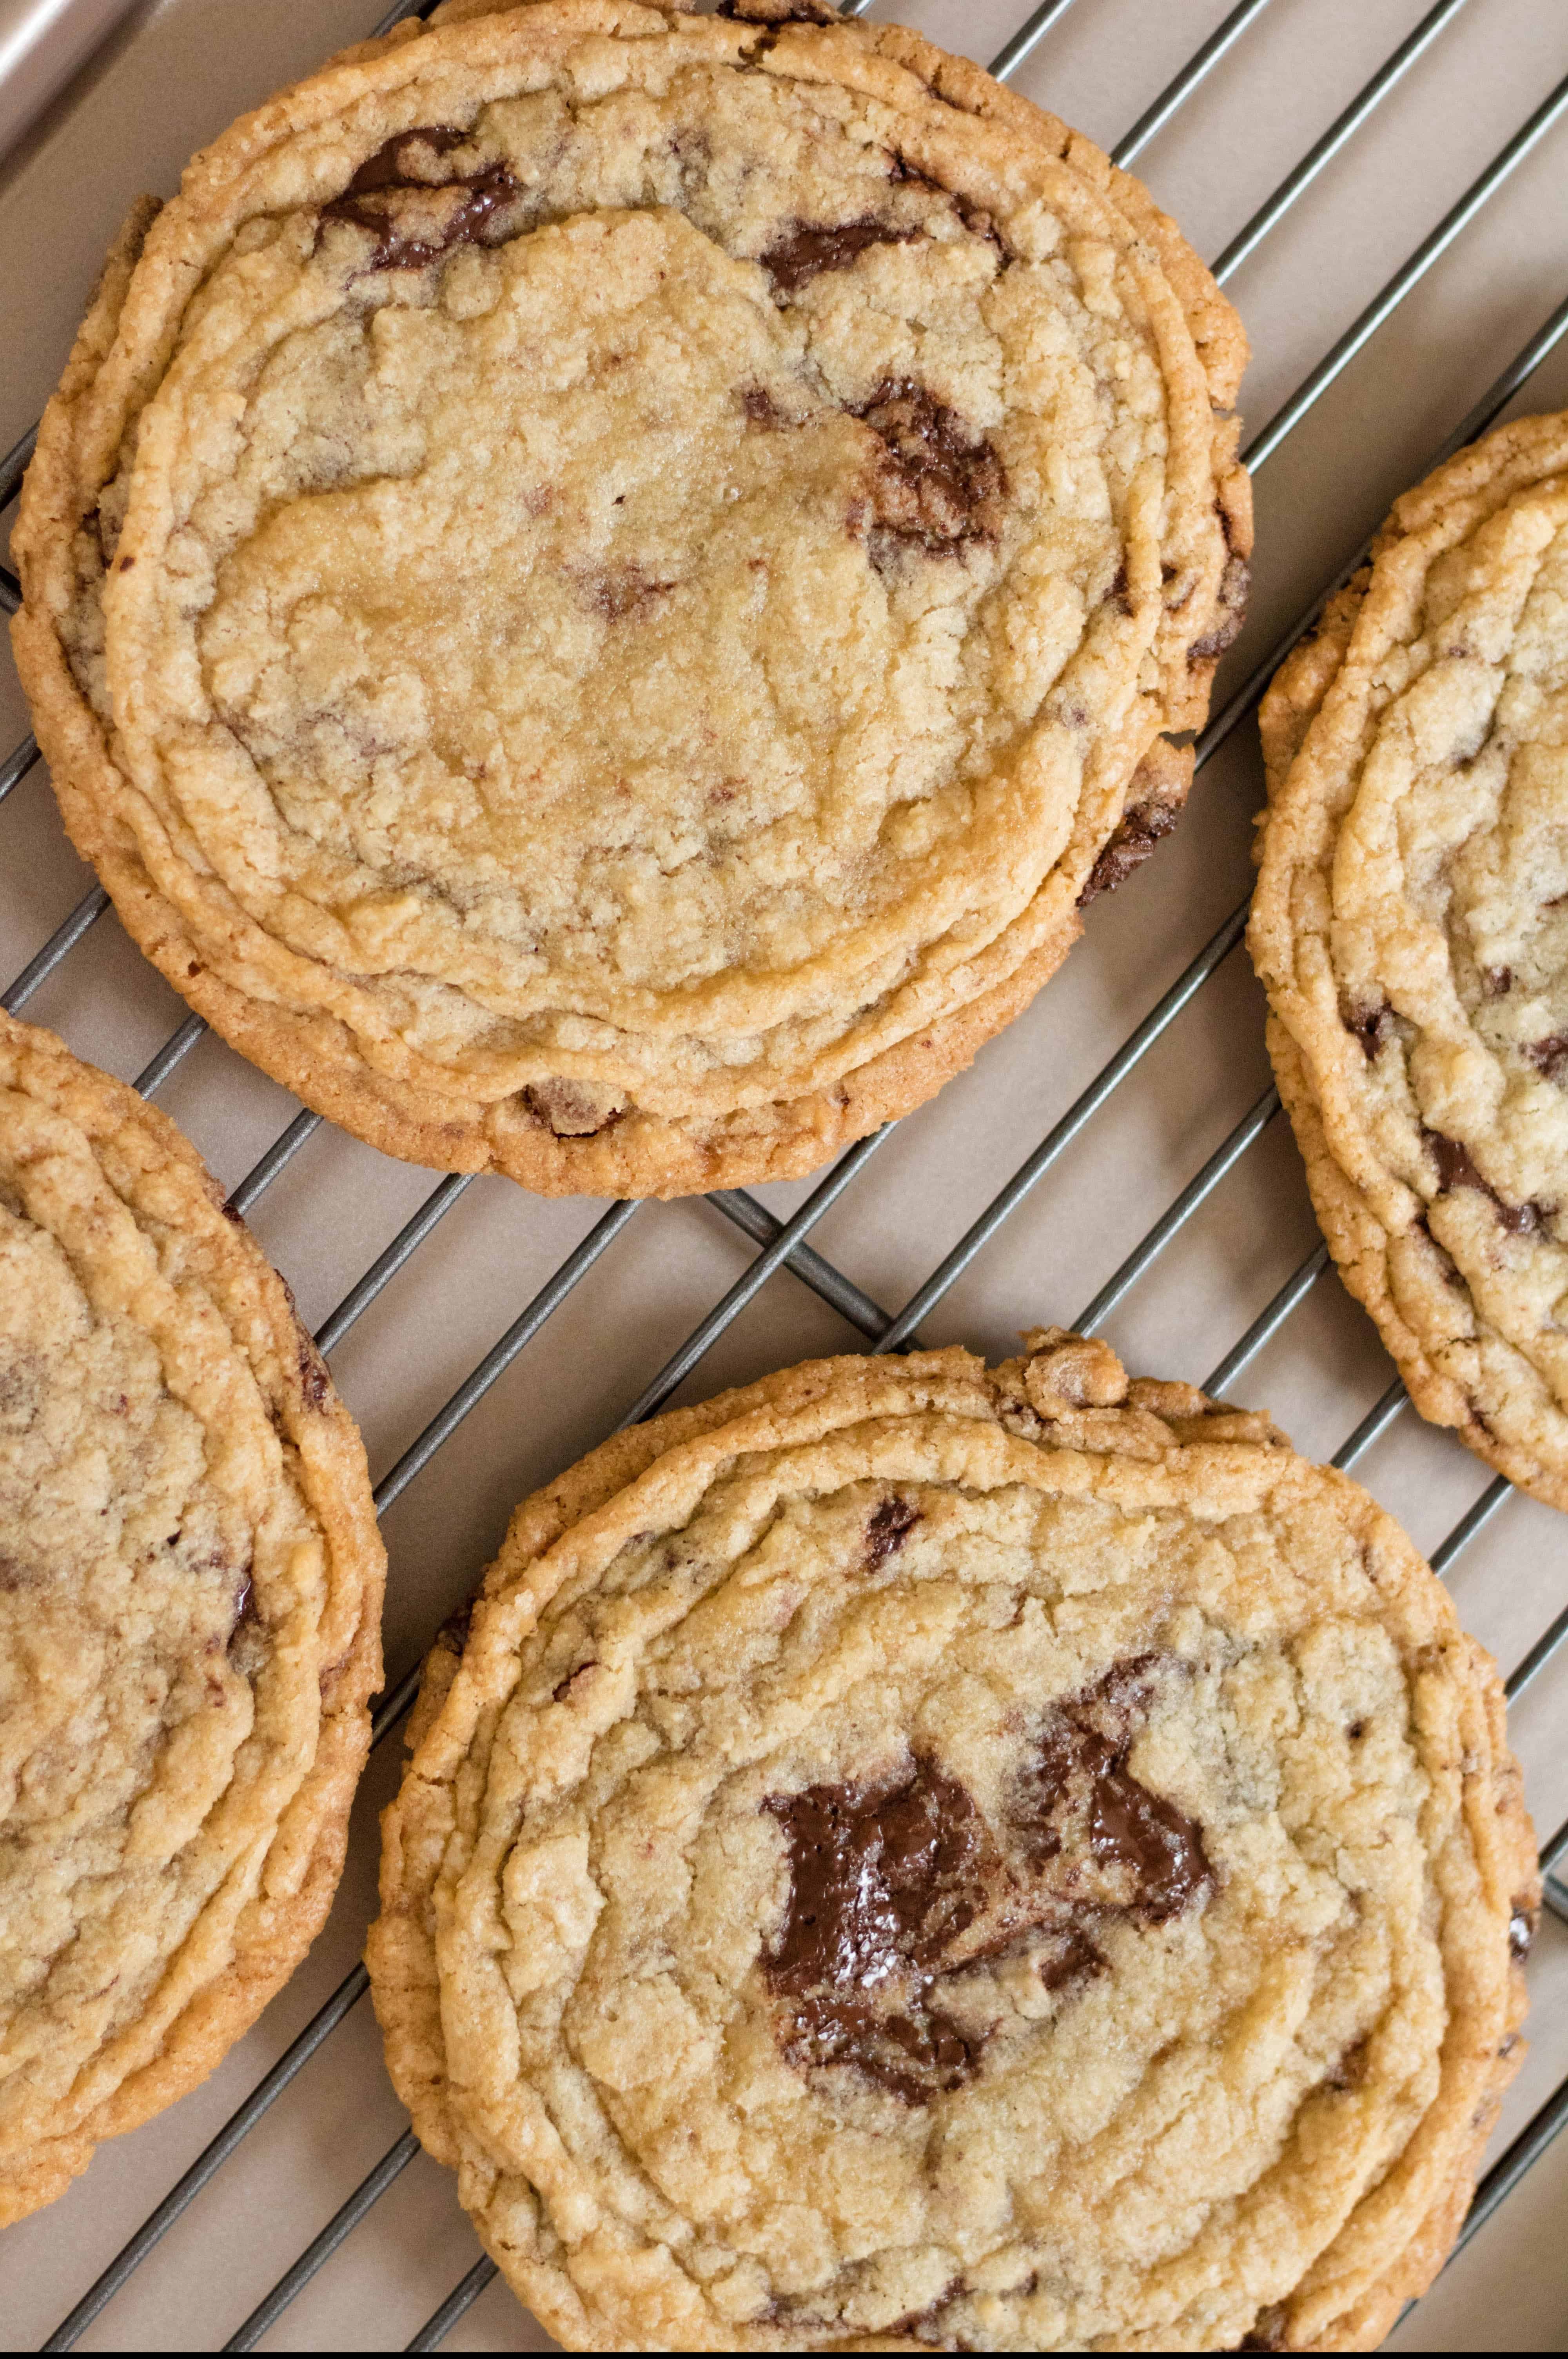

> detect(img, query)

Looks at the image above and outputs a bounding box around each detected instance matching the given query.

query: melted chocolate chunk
[761,1656,1211,2103]
[436,1598,475,1656]
[227,1560,265,1676]
[761,215,917,294]
[1326,2034,1370,2091]
[1422,1127,1550,1236]
[1509,1899,1538,1962]
[1238,2306,1290,2352]
[742,385,786,428]
[1077,795,1181,907]
[1483,965,1513,999]
[1345,999,1393,1058]
[720,0,841,20]
[553,1658,599,1703]
[762,1759,988,2101]
[865,1494,920,1566]
[884,2283,962,2345]
[850,379,1006,569]
[1525,1031,1568,1082]
[319,125,517,272]
[1016,1656,1211,1923]
[523,1077,624,1137]
[297,1335,330,1411]
[1036,1925,1106,1992]
[1188,554,1251,661]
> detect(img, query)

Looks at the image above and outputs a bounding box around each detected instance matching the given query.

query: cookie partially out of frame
[1251,411,1568,1511]
[12,0,1249,1202]
[368,1329,1533,2352]
[0,1012,384,2224]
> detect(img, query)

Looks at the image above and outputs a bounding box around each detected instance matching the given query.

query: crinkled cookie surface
[0,1012,383,2224]
[368,1330,1533,2352]
[12,0,1249,1199]
[1251,410,1568,1512]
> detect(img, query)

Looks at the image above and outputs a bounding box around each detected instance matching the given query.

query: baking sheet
[1,0,1567,2346]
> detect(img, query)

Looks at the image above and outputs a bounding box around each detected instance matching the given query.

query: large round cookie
[11,0,1249,1200]
[367,1329,1533,2351]
[0,1012,384,2223]
[1251,412,1568,1511]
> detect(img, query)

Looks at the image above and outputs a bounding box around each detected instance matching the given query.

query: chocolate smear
[297,1335,330,1411]
[1188,554,1251,661]
[761,216,916,294]
[761,1655,1211,2103]
[720,0,841,20]
[1015,1655,1211,1923]
[1422,1126,1550,1236]
[865,1495,920,1566]
[850,378,1005,568]
[319,125,517,272]
[1345,999,1393,1058]
[762,1759,988,2102]
[1524,1031,1568,1082]
[523,1077,624,1137]
[1078,795,1181,907]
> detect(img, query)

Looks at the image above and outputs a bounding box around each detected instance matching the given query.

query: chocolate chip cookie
[0,1012,384,2223]
[12,0,1249,1200]
[1251,411,1568,1511]
[367,1329,1532,2350]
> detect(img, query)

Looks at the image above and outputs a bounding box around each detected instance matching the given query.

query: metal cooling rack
[2,0,1567,2346]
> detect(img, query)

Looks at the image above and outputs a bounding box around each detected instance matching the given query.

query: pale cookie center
[197,208,1008,997]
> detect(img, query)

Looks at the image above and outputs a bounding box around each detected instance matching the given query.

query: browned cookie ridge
[1251,409,1568,1510]
[368,1329,1532,2350]
[12,0,1249,1200]
[0,1012,384,2223]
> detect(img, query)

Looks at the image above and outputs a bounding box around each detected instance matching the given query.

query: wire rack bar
[1505,1600,1568,1708]
[314,1172,479,1355]
[1209,0,1470,285]
[1072,1082,1281,1335]
[708,1187,895,1340]
[1108,0,1273,167]
[617,1129,891,1428]
[226,1106,322,1218]
[40,1969,374,2353]
[131,1009,207,1098]
[1332,1377,1408,1473]
[875,902,1252,1353]
[0,883,107,1013]
[0,730,37,803]
[1241,73,1568,474]
[1200,1240,1330,1398]
[0,420,37,512]
[9,0,1568,2349]
[406,2257,497,2353]
[223,2131,422,2352]
[1431,1475,1512,1580]
[988,0,1081,84]
[370,1197,639,1518]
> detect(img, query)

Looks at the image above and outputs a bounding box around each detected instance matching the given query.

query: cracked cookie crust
[0,1012,384,2224]
[1251,410,1568,1512]
[367,1330,1532,2351]
[12,0,1249,1200]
